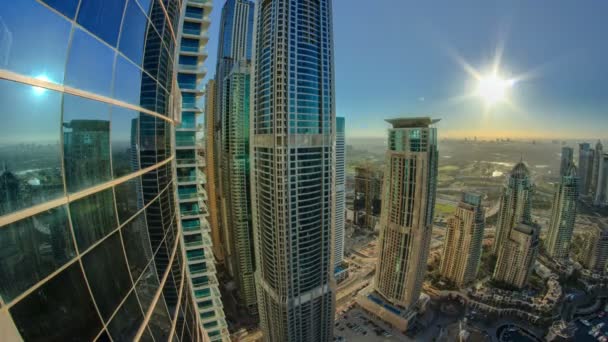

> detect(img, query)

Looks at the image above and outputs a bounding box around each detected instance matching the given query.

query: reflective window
[0,206,75,303]
[40,0,80,19]
[115,176,143,223]
[0,0,71,84]
[113,57,143,106]
[122,211,153,280]
[82,232,132,320]
[148,296,172,341]
[107,290,144,340]
[0,80,64,216]
[69,189,118,251]
[111,106,140,178]
[9,263,102,341]
[119,0,148,65]
[135,261,161,313]
[65,28,115,96]
[63,94,111,192]
[77,0,127,47]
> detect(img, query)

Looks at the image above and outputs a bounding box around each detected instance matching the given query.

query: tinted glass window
[122,211,153,279]
[40,0,80,18]
[65,29,115,96]
[0,0,71,84]
[107,290,144,340]
[77,0,126,47]
[119,0,148,65]
[0,80,64,216]
[135,261,161,313]
[0,206,75,302]
[148,296,172,341]
[81,232,132,320]
[111,106,140,177]
[9,263,102,341]
[63,94,111,192]
[69,189,118,251]
[113,57,143,106]
[115,176,144,223]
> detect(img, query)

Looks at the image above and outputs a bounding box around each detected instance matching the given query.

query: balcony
[176,136,196,148]
[178,63,207,75]
[188,0,212,10]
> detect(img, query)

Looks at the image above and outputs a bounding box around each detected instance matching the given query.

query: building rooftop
[514,223,539,235]
[385,117,440,128]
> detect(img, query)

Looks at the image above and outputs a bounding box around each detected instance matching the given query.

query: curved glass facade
[0,0,204,340]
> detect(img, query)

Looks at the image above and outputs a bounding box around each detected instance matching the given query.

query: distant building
[559,146,574,177]
[493,162,534,254]
[594,153,608,206]
[545,320,577,342]
[493,222,540,289]
[590,140,603,197]
[374,117,438,311]
[578,143,594,196]
[440,192,486,287]
[545,165,579,259]
[580,222,608,273]
[354,165,383,229]
[335,117,346,267]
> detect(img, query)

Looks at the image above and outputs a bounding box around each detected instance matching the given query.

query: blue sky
[205,0,608,139]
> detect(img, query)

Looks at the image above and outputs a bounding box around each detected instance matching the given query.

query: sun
[475,72,515,106]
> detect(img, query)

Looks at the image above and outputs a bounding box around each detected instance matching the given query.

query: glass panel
[113,57,143,106]
[119,0,148,65]
[96,330,112,342]
[121,212,153,280]
[148,297,172,341]
[63,94,111,192]
[0,80,64,216]
[40,0,80,18]
[81,232,132,320]
[0,206,75,302]
[9,263,102,341]
[111,106,140,178]
[137,0,153,15]
[107,290,144,340]
[77,0,127,47]
[65,28,115,96]
[115,176,144,224]
[0,0,71,84]
[135,261,160,313]
[69,188,117,251]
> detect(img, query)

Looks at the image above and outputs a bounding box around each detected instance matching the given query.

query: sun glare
[475,73,514,106]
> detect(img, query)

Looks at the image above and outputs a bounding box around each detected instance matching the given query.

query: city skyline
[201,0,608,140]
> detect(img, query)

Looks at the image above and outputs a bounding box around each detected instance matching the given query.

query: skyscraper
[354,165,384,229]
[220,61,257,313]
[175,0,229,340]
[545,164,579,259]
[560,146,574,177]
[579,142,594,196]
[493,162,534,254]
[214,0,255,279]
[335,117,346,268]
[374,117,438,311]
[251,0,336,340]
[493,223,540,289]
[440,192,485,287]
[204,78,226,263]
[591,140,604,197]
[0,0,208,340]
[594,153,608,206]
[580,222,608,273]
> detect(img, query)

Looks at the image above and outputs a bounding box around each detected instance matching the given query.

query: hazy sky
[205,0,608,139]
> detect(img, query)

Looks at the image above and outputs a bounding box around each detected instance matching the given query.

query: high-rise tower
[493,162,534,254]
[580,222,608,273]
[0,0,210,340]
[594,153,608,206]
[591,140,604,197]
[374,117,439,310]
[440,192,486,287]
[251,0,336,340]
[493,222,540,289]
[214,0,255,278]
[220,61,257,313]
[545,164,579,259]
[335,117,346,268]
[176,0,229,340]
[579,143,594,196]
[560,146,574,177]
